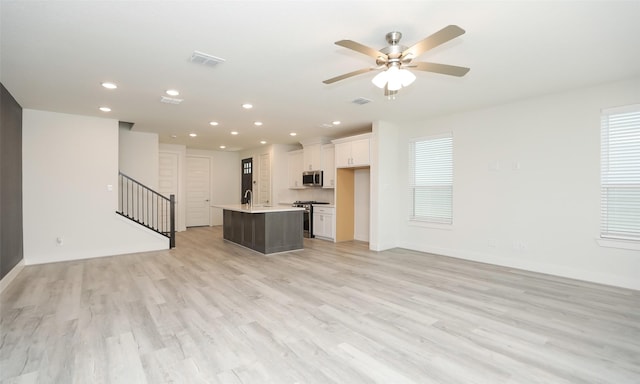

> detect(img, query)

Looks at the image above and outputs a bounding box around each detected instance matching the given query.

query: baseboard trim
[398,241,640,291]
[0,260,25,294]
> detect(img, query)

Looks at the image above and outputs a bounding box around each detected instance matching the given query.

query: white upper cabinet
[350,138,370,166]
[335,142,351,168]
[287,149,304,189]
[301,138,330,172]
[321,144,335,188]
[333,133,371,168]
[303,143,322,171]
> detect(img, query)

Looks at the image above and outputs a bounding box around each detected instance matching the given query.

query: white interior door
[186,156,211,227]
[259,152,271,205]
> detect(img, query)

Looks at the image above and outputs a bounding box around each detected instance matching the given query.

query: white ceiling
[2,1,639,151]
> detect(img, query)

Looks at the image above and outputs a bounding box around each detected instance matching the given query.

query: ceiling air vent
[190,50,225,67]
[352,97,372,105]
[160,96,183,105]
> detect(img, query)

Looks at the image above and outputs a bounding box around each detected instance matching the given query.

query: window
[600,104,640,242]
[409,133,453,224]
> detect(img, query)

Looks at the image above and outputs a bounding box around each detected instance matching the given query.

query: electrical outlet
[512,240,528,251]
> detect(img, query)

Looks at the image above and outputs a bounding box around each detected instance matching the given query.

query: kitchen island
[212,204,304,254]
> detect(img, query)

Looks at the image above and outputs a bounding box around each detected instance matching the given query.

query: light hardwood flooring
[1,226,639,383]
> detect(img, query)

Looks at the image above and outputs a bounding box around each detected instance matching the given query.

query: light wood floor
[1,226,639,384]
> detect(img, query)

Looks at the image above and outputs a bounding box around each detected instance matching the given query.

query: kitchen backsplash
[280,187,334,205]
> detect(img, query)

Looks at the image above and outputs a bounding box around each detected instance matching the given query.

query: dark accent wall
[1,83,24,279]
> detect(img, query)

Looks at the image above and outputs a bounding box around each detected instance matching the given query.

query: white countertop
[212,204,304,214]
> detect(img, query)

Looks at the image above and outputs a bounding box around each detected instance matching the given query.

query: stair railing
[117,172,175,248]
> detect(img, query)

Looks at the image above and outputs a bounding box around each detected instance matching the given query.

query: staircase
[117,172,175,248]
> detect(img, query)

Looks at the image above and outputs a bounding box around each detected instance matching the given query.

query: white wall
[370,121,400,251]
[187,148,240,225]
[373,77,640,290]
[22,110,168,265]
[119,128,159,189]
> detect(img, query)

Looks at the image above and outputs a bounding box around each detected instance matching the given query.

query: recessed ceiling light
[219,145,226,149]
[101,82,117,89]
[171,135,177,138]
[242,103,253,109]
[99,106,111,112]
[260,140,267,144]
[189,133,197,137]
[166,89,180,96]
[209,121,219,126]
[332,120,341,125]
[230,131,239,135]
[290,132,297,136]
[254,121,263,126]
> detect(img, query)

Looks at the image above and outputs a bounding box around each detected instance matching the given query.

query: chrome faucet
[243,189,253,208]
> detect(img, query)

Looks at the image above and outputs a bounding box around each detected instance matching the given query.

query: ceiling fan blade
[411,62,470,77]
[322,67,376,84]
[335,40,386,60]
[402,25,465,59]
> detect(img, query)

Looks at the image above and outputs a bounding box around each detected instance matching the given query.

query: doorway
[258,153,271,205]
[186,156,211,227]
[241,157,253,204]
[335,167,370,242]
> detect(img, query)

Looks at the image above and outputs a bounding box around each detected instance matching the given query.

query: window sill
[407,220,453,231]
[597,238,640,251]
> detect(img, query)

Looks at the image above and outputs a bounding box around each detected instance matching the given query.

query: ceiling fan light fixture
[399,68,416,87]
[326,26,469,96]
[387,79,402,91]
[372,70,388,89]
[386,65,402,91]
[373,66,416,92]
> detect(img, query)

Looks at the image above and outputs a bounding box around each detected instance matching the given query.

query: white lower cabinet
[312,206,334,240]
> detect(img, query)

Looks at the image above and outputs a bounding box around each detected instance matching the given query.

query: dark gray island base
[220,207,303,254]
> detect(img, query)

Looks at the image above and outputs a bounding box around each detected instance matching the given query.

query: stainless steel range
[292,201,330,238]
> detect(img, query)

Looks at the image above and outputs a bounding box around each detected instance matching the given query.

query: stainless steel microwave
[302,170,323,187]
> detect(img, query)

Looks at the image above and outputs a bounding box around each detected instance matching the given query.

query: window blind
[601,105,640,241]
[409,133,453,224]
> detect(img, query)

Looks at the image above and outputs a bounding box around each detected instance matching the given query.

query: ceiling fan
[323,25,470,98]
